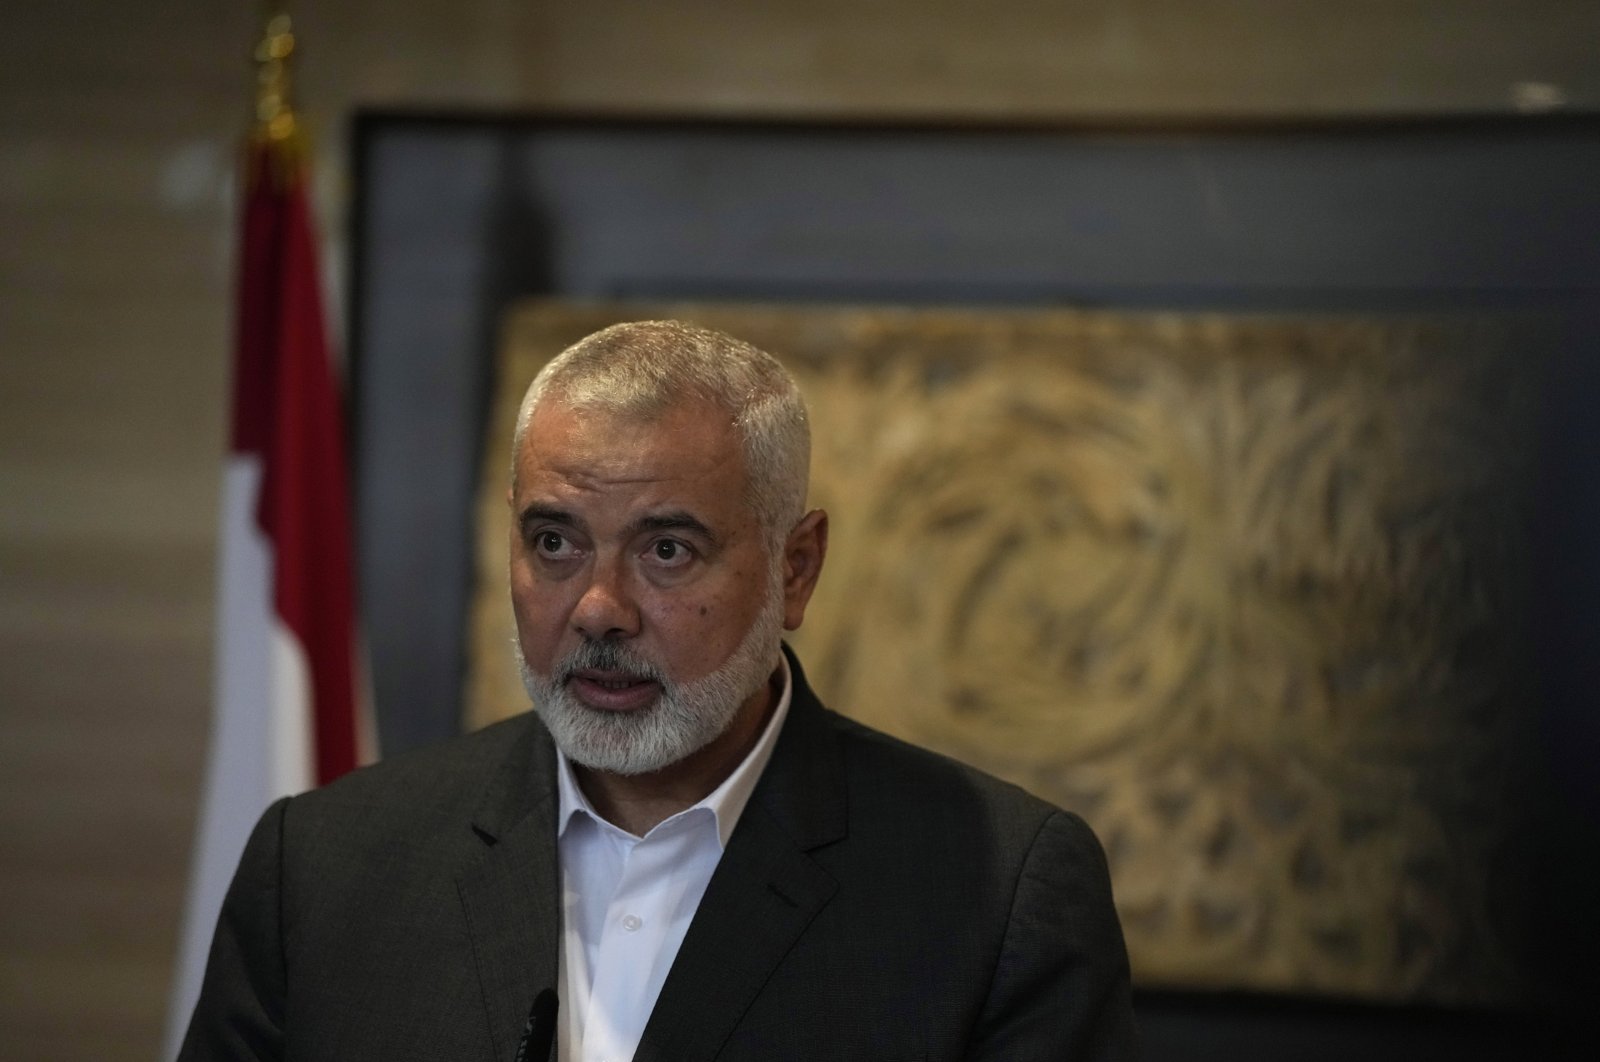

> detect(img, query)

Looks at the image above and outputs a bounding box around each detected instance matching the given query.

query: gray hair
[512,320,811,544]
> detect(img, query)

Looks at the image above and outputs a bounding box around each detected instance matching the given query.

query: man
[180,320,1138,1060]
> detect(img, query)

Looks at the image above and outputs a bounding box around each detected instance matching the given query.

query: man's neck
[573,669,782,837]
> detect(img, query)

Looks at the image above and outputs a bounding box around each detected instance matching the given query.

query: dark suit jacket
[180,652,1137,1061]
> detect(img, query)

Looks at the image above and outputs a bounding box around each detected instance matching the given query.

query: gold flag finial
[253,5,299,145]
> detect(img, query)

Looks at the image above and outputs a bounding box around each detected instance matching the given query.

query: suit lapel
[456,717,562,1062]
[635,651,847,1062]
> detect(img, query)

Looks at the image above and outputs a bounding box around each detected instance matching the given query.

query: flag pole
[250,3,305,182]
[255,5,294,129]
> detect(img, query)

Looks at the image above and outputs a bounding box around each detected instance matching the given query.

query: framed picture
[349,112,1598,1018]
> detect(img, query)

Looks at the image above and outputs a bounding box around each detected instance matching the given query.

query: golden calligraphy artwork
[468,301,1535,1004]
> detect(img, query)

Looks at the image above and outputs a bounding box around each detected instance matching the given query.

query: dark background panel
[350,115,1600,1059]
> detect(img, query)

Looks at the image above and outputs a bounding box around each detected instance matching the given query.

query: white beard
[516,569,785,776]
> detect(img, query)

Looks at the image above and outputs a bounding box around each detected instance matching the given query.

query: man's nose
[570,555,640,640]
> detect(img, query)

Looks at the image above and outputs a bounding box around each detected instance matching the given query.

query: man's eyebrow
[517,504,581,536]
[632,511,719,543]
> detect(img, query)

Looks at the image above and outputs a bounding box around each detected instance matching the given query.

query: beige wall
[2,1,1594,1056]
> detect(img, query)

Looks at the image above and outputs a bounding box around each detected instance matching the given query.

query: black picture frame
[346,111,1600,1056]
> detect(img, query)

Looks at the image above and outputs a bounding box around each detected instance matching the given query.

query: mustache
[558,638,666,685]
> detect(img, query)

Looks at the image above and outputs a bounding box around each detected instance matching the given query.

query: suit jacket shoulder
[284,711,550,854]
[638,653,1137,1061]
[181,714,563,1062]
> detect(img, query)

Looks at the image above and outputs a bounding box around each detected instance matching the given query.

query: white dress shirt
[553,656,792,1062]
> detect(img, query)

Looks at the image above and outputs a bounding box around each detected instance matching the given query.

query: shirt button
[621,914,642,931]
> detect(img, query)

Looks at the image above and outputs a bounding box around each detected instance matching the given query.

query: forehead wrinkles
[518,401,750,496]
[536,446,739,490]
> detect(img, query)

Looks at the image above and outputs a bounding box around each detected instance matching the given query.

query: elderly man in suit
[180,320,1138,1061]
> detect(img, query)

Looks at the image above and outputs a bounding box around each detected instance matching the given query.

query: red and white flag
[165,115,372,1052]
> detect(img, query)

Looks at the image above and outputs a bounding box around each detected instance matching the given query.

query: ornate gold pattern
[469,302,1535,1004]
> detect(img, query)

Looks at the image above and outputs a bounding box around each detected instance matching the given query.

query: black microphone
[513,987,558,1062]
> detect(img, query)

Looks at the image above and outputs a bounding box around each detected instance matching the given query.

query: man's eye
[649,539,692,566]
[534,531,571,558]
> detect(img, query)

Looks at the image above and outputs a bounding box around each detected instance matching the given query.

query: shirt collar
[554,652,793,849]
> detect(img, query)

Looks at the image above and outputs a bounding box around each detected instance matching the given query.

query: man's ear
[780,509,829,631]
